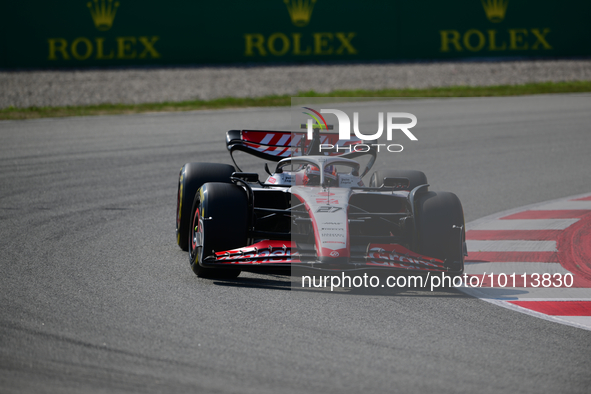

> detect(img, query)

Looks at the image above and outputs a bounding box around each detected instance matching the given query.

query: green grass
[2,81,590,120]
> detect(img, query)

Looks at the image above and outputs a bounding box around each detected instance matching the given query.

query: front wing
[202,240,457,274]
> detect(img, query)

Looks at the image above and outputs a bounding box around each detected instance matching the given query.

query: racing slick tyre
[176,163,235,251]
[369,170,428,191]
[415,191,465,275]
[189,182,247,279]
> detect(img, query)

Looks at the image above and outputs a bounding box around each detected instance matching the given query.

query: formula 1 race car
[176,128,466,279]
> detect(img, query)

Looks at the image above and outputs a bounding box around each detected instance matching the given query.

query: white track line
[459,292,591,332]
[466,191,591,229]
[462,192,591,331]
[466,240,557,252]
[534,201,591,210]
[470,218,579,230]
[462,287,591,300]
[464,262,570,275]
[558,316,591,327]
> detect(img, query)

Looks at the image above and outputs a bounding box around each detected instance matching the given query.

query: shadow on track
[209,274,471,298]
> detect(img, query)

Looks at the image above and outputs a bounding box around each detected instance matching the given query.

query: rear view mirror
[383,177,410,189]
[232,172,259,182]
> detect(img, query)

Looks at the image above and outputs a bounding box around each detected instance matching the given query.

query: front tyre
[415,191,465,274]
[176,163,235,251]
[189,183,248,279]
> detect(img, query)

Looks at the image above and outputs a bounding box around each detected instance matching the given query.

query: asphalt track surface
[1,95,590,393]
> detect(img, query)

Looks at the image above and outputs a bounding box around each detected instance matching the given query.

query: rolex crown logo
[481,0,508,23]
[87,0,120,31]
[283,0,316,27]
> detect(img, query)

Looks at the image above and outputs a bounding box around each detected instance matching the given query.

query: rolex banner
[1,0,589,68]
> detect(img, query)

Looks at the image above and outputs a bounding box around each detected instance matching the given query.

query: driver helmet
[303,165,338,186]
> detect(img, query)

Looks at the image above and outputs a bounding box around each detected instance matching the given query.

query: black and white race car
[176,128,466,279]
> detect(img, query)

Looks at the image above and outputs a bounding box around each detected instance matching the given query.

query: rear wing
[228,127,375,160]
[226,130,295,162]
[226,129,376,176]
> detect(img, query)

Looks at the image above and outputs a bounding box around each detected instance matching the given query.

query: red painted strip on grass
[501,210,590,220]
[508,301,591,316]
[466,230,561,241]
[466,251,558,263]
[572,196,591,201]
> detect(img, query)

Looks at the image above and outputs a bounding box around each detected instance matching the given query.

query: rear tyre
[176,163,235,251]
[369,169,428,191]
[189,183,247,279]
[415,191,465,274]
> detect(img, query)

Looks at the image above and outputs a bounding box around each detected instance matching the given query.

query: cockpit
[265,156,364,188]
